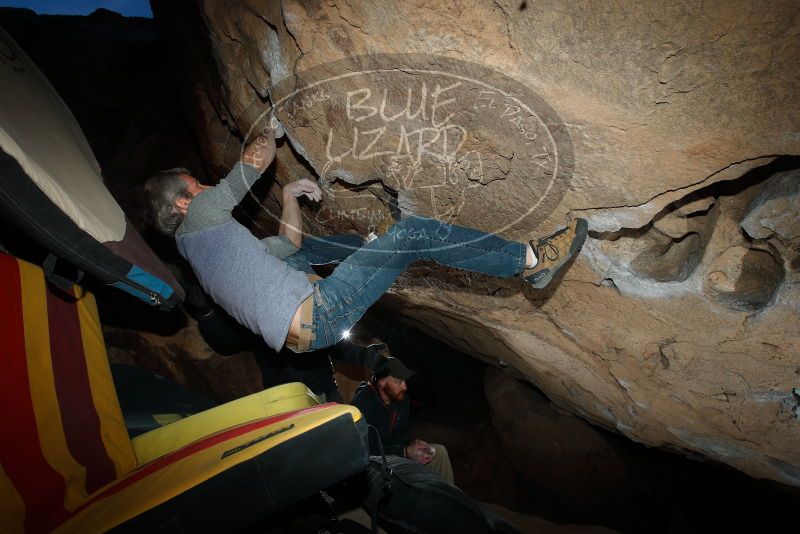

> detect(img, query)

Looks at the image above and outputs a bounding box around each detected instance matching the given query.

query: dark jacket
[351,381,410,457]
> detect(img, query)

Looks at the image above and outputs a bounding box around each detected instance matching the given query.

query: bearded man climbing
[144,125,587,353]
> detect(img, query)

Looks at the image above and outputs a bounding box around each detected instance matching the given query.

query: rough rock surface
[741,170,800,241]
[740,168,800,271]
[151,0,800,485]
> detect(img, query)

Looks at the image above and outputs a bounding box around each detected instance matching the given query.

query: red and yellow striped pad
[0,253,136,533]
[0,253,366,533]
[57,403,363,533]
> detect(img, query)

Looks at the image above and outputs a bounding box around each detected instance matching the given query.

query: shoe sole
[526,218,589,289]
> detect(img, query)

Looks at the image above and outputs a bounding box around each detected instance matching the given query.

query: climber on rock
[144,125,588,353]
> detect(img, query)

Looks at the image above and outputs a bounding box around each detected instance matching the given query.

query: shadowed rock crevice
[705,246,785,311]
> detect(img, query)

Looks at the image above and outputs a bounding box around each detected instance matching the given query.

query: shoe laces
[535,240,560,262]
[532,226,567,263]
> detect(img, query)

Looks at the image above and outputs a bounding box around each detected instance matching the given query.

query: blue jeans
[305,216,526,350]
[284,234,365,274]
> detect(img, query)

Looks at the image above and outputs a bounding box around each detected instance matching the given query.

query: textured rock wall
[152,0,800,485]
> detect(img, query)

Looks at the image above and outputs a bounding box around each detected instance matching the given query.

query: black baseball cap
[378,357,414,380]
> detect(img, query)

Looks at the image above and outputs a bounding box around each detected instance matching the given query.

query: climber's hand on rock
[406,439,434,465]
[268,111,285,139]
[283,178,322,202]
[242,133,276,173]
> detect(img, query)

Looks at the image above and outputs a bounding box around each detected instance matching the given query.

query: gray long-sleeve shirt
[175,162,313,351]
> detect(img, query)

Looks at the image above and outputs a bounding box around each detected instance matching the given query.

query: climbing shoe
[523,218,588,289]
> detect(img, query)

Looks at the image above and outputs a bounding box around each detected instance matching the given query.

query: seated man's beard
[388,388,406,403]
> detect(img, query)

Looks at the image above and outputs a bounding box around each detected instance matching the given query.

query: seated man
[351,358,454,485]
[144,126,587,354]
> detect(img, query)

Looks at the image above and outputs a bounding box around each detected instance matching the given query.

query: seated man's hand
[405,439,434,465]
[242,132,276,173]
[283,178,322,202]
